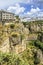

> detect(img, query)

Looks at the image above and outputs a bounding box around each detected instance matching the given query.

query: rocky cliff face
[37,49,43,64]
[0,22,29,53]
[25,22,43,33]
[0,21,43,65]
[0,22,43,53]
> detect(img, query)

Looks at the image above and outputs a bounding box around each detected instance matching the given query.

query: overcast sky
[0,0,43,17]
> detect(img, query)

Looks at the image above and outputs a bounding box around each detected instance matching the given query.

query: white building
[0,10,15,21]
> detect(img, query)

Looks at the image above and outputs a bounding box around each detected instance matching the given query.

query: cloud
[26,7,40,15]
[31,7,40,13]
[24,7,43,17]
[21,0,32,4]
[0,0,42,18]
[0,0,43,9]
[37,12,43,17]
[0,0,31,9]
[19,0,43,4]
[7,3,25,15]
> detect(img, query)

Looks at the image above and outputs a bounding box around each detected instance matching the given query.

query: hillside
[0,20,43,65]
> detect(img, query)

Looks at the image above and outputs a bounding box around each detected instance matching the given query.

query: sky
[0,0,43,17]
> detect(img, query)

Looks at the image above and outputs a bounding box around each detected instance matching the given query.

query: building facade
[0,10,15,21]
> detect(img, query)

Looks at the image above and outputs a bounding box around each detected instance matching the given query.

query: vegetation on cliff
[0,20,43,65]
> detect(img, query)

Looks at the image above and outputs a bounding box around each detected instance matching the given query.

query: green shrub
[34,40,43,51]
[0,52,29,65]
[10,24,15,29]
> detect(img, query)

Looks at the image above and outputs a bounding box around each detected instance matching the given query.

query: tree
[15,15,20,23]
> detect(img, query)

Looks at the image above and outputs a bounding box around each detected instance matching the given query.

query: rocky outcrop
[38,33,43,42]
[0,38,10,53]
[0,21,43,54]
[0,22,29,54]
[37,49,43,64]
[26,22,43,33]
[28,34,38,41]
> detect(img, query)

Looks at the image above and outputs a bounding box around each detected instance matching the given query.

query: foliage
[0,52,29,65]
[34,40,43,51]
[10,24,15,29]
[34,51,40,65]
[15,15,20,23]
[38,33,43,42]
[0,20,43,65]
